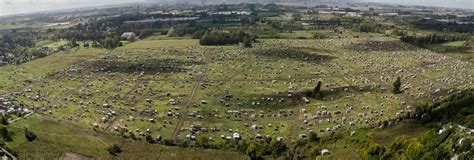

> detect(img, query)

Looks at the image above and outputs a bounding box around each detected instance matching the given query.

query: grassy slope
[0,44,246,159]
[8,114,247,159]
[0,47,106,95]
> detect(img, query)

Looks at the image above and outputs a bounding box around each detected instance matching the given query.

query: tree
[69,38,79,48]
[28,48,46,58]
[107,144,122,156]
[24,127,37,142]
[83,42,90,48]
[393,77,402,94]
[196,136,209,148]
[246,143,262,160]
[242,36,252,48]
[128,34,136,42]
[314,81,322,98]
[129,132,137,140]
[0,116,8,125]
[269,139,287,156]
[292,13,302,21]
[0,127,12,142]
[145,134,154,143]
[308,131,320,142]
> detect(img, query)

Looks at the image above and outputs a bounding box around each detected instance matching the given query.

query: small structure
[121,32,136,39]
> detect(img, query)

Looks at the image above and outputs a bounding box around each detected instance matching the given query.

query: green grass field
[0,30,472,159]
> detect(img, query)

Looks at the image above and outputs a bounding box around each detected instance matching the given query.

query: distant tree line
[199,29,255,47]
[354,23,392,33]
[412,19,474,33]
[400,33,470,45]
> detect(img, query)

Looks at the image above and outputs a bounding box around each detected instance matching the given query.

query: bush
[0,116,8,125]
[107,144,122,156]
[24,128,37,142]
[162,139,175,146]
[308,131,320,142]
[200,29,255,47]
[145,135,154,143]
[0,127,12,142]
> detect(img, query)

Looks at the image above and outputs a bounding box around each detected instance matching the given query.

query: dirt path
[171,60,208,140]
[286,105,303,146]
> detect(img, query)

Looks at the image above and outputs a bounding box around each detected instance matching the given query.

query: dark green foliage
[107,144,122,156]
[413,89,474,127]
[168,23,205,37]
[245,143,263,160]
[28,48,47,58]
[196,136,209,148]
[369,90,474,159]
[306,81,324,98]
[83,42,90,48]
[421,129,453,149]
[0,127,12,142]
[364,144,386,157]
[145,135,154,143]
[199,29,255,46]
[0,116,8,125]
[292,13,302,21]
[68,39,79,48]
[102,36,121,49]
[401,33,470,45]
[231,139,287,159]
[314,81,322,98]
[412,19,474,33]
[308,131,320,142]
[355,23,387,33]
[268,140,287,157]
[431,148,451,159]
[392,77,401,94]
[129,132,137,140]
[242,36,253,48]
[162,138,175,146]
[458,138,472,152]
[24,127,37,142]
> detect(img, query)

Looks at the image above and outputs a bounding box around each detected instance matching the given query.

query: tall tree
[393,77,402,94]
[314,81,322,98]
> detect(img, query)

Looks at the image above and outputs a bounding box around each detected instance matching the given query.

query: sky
[0,0,473,16]
[0,0,146,16]
[361,0,474,10]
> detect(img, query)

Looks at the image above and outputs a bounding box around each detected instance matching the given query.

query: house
[121,32,136,39]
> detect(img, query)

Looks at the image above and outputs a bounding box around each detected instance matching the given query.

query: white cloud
[0,0,146,16]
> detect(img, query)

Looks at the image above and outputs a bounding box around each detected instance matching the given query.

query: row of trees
[199,30,255,47]
[413,89,474,127]
[362,129,456,159]
[400,33,470,45]
[362,89,474,159]
[413,19,474,33]
[354,23,391,33]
